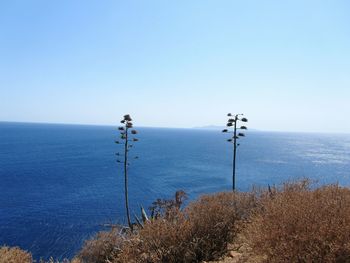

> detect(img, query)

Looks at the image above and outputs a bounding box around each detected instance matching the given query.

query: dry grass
[123,192,255,262]
[0,245,80,263]
[76,191,257,263]
[0,246,32,263]
[77,228,127,263]
[5,179,350,263]
[183,192,257,261]
[40,257,82,263]
[245,181,350,262]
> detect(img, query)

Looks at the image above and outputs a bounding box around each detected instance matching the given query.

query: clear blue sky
[1,0,349,133]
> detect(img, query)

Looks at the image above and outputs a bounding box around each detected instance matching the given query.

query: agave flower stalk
[222,113,248,191]
[115,114,138,230]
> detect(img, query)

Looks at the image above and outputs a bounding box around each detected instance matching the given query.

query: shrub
[0,246,32,263]
[245,182,350,262]
[183,192,256,260]
[77,228,127,263]
[114,191,257,262]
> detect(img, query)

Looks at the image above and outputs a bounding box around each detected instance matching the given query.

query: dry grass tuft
[114,193,256,262]
[0,245,32,263]
[245,181,350,262]
[76,191,257,263]
[77,228,128,263]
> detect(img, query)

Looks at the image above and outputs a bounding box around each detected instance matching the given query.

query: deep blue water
[0,122,350,260]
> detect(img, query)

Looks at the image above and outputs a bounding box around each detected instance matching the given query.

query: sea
[0,122,350,260]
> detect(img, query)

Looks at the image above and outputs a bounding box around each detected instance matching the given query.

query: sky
[0,0,349,133]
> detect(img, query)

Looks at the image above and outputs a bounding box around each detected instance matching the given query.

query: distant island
[193,125,259,131]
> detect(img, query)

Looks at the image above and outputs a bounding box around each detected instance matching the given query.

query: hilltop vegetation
[2,179,350,263]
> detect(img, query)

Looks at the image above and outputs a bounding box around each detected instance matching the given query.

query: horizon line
[1,120,349,135]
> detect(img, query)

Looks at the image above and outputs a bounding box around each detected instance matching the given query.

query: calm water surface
[0,122,349,259]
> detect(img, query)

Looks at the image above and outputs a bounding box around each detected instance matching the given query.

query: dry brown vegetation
[76,180,350,263]
[245,180,350,263]
[3,180,350,263]
[0,246,32,263]
[77,191,257,263]
[127,192,256,262]
[77,229,125,263]
[0,246,78,263]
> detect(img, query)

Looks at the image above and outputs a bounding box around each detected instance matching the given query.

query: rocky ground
[203,237,264,263]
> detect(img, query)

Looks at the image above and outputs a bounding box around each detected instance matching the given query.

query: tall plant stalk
[222,113,248,191]
[115,114,138,230]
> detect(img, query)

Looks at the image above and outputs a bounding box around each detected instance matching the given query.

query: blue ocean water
[0,122,350,260]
